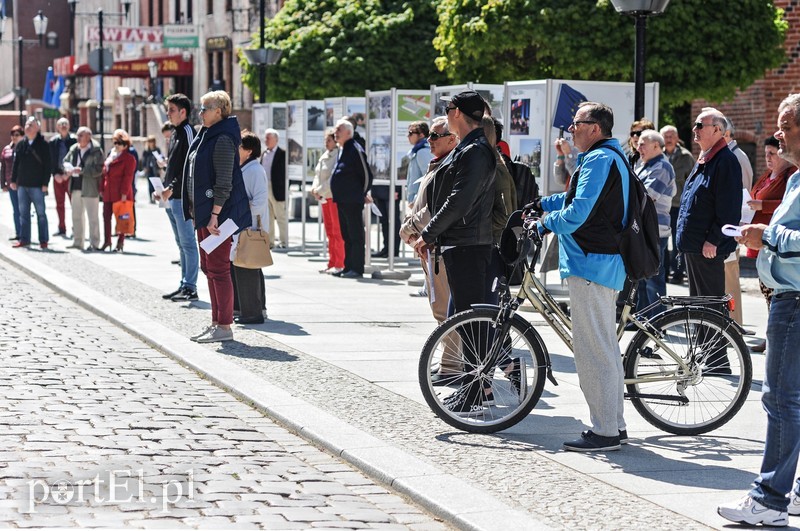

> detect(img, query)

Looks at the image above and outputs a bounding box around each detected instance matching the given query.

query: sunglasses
[445,106,457,114]
[113,141,125,146]
[199,106,215,114]
[693,121,715,130]
[570,120,597,128]
[10,132,22,137]
[407,131,420,136]
[629,130,643,137]
[428,132,452,141]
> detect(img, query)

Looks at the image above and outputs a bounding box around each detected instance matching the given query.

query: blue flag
[51,76,65,107]
[42,67,54,104]
[552,83,588,129]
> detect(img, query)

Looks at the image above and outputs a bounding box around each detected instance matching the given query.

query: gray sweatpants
[568,276,626,438]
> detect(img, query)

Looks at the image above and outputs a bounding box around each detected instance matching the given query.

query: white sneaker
[196,326,234,343]
[717,495,788,526]
[190,326,214,342]
[788,490,800,516]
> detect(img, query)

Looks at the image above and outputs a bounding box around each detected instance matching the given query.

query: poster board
[286,100,324,186]
[252,103,270,149]
[325,96,366,133]
[430,83,504,130]
[394,90,431,189]
[267,102,288,152]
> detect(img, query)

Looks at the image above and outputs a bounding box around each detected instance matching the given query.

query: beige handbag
[233,215,273,268]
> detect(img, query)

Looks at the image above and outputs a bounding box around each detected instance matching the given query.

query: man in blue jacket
[537,102,629,452]
[718,93,800,527]
[330,118,373,278]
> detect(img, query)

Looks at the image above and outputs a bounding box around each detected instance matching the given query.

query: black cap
[442,90,486,121]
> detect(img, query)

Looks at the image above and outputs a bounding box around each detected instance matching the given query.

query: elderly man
[634,130,676,316]
[676,109,742,313]
[330,118,373,278]
[49,117,77,236]
[63,127,103,251]
[11,117,52,249]
[660,125,695,284]
[411,90,496,414]
[718,93,800,527]
[536,102,629,452]
[261,128,288,248]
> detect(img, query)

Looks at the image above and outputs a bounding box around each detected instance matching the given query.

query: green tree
[434,0,787,110]
[242,0,446,101]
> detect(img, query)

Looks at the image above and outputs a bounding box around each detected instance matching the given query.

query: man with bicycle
[535,102,629,452]
[718,93,800,526]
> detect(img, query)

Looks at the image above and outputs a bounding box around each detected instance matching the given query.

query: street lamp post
[242,48,282,103]
[609,0,671,121]
[1,11,48,125]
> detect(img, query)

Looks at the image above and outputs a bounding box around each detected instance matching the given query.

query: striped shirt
[638,153,676,238]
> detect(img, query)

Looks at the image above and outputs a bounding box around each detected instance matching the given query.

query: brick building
[692,0,800,177]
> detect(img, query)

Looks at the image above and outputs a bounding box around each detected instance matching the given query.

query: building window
[207,0,213,16]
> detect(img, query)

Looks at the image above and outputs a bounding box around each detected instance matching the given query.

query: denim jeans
[750,292,800,511]
[637,237,669,318]
[166,198,199,291]
[8,187,21,237]
[17,186,48,244]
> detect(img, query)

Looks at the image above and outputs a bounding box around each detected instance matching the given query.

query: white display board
[325,96,366,132]
[285,100,325,186]
[252,103,270,148]
[268,102,288,152]
[505,79,659,196]
[430,83,504,126]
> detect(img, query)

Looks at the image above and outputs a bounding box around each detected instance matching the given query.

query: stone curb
[0,245,548,530]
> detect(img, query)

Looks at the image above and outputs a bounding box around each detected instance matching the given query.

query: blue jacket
[541,138,629,291]
[758,170,800,293]
[676,139,742,256]
[182,116,251,232]
[330,138,372,204]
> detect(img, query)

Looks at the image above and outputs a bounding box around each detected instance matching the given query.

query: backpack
[601,146,661,282]
[502,153,539,210]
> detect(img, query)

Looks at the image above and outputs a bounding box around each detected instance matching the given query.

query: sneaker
[718,495,788,526]
[162,287,183,300]
[500,357,525,398]
[789,490,800,516]
[12,241,29,248]
[619,430,629,445]
[190,326,214,342]
[431,372,465,387]
[563,430,621,452]
[171,288,199,301]
[196,327,234,343]
[443,388,484,417]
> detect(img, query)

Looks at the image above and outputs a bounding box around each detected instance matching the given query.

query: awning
[73,54,193,78]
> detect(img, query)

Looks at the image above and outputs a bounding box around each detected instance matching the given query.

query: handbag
[112,200,135,235]
[234,215,273,268]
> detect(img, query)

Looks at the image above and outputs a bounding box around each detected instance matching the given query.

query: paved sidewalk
[0,184,779,529]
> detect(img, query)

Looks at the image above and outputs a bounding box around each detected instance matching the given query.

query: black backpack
[601,146,661,282]
[502,153,539,210]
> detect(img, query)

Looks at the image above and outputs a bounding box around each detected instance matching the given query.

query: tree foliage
[242,0,446,101]
[433,0,787,109]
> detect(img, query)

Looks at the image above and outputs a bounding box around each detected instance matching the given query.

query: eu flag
[552,83,588,129]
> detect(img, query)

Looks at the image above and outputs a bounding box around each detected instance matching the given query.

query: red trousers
[198,227,234,326]
[53,178,71,233]
[322,199,345,269]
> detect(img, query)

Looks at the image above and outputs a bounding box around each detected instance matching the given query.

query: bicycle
[418,209,752,435]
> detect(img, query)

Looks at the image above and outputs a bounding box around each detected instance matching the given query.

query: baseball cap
[441,90,487,121]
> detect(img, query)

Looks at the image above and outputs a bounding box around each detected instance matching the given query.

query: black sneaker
[171,288,199,301]
[583,429,628,444]
[563,430,621,452]
[162,287,183,300]
[443,387,484,417]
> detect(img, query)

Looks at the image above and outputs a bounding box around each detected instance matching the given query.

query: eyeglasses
[630,130,643,137]
[428,132,452,141]
[113,141,125,146]
[570,120,597,128]
[199,106,214,114]
[407,131,419,136]
[10,132,21,137]
[693,121,715,130]
[445,106,457,115]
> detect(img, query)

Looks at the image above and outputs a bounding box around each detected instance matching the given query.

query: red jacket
[100,150,136,203]
[746,165,795,258]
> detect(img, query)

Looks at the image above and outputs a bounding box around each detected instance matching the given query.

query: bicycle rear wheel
[419,308,547,433]
[624,308,752,435]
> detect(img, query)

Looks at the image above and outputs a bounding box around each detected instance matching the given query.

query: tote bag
[233,215,273,268]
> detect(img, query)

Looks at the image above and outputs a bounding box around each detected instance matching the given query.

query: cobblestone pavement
[0,261,449,530]
[7,234,713,529]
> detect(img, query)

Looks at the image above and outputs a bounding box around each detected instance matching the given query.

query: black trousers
[684,252,725,298]
[231,264,265,318]
[337,202,365,275]
[374,196,400,254]
[443,245,493,315]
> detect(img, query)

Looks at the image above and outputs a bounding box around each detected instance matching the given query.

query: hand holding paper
[199,218,238,254]
[721,224,743,237]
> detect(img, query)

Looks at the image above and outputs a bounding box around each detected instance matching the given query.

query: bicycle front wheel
[624,308,752,435]
[419,308,547,433]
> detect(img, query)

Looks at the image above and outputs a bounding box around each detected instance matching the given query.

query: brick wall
[692,0,800,177]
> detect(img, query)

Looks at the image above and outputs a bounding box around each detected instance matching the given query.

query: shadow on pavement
[247,319,308,336]
[218,342,299,363]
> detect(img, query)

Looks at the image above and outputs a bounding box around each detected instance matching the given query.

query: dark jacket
[182,116,251,231]
[421,127,496,247]
[49,133,77,175]
[330,138,373,204]
[12,133,51,188]
[676,138,742,256]
[492,158,517,244]
[140,147,163,178]
[164,120,195,197]
[268,146,286,202]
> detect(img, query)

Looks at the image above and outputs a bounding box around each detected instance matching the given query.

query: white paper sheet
[370,203,382,217]
[149,177,169,209]
[427,252,435,304]
[722,224,743,237]
[741,188,755,224]
[199,218,238,254]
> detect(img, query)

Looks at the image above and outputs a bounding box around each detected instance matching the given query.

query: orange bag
[112,200,135,235]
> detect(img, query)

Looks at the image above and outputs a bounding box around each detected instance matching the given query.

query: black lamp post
[610,0,671,121]
[0,11,48,125]
[243,48,282,103]
[67,0,78,56]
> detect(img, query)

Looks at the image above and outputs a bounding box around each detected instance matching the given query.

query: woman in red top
[100,129,136,252]
[746,135,796,306]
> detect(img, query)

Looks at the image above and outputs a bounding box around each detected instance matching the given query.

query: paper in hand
[149,177,169,209]
[741,188,755,224]
[370,203,382,217]
[199,218,239,254]
[721,224,743,237]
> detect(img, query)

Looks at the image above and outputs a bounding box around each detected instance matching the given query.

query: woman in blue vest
[183,90,251,343]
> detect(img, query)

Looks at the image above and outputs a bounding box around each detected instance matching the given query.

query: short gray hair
[56,117,70,128]
[659,125,678,136]
[264,127,279,140]
[76,126,92,137]
[700,107,728,134]
[431,116,449,133]
[639,129,664,148]
[778,94,800,125]
[335,119,353,135]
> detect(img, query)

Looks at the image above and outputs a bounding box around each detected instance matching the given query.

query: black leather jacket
[422,128,496,247]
